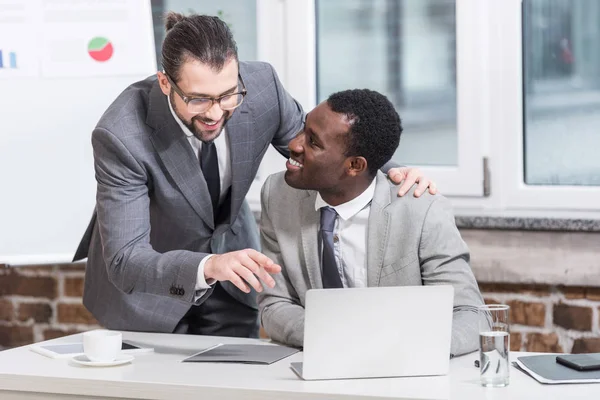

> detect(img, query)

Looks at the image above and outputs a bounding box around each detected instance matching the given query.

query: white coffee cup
[83,330,122,362]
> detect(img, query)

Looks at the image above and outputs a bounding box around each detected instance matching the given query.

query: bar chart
[0,50,18,69]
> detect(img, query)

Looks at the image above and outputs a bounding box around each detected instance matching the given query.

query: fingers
[413,179,428,197]
[427,181,438,195]
[387,167,407,185]
[245,248,274,267]
[241,251,280,288]
[233,263,263,293]
[226,270,251,293]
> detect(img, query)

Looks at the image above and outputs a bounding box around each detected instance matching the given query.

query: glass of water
[478,304,510,387]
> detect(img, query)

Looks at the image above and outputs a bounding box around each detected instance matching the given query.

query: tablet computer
[29,341,153,359]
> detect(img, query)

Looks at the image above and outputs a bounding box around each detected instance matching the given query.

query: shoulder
[239,61,275,80]
[95,75,156,134]
[262,171,310,206]
[377,173,450,218]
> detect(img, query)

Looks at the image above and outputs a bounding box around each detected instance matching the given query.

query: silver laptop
[291,285,454,380]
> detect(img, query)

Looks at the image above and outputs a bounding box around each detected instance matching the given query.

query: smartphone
[556,354,600,371]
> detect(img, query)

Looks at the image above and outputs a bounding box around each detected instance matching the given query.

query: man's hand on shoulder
[204,249,282,293]
[388,166,438,197]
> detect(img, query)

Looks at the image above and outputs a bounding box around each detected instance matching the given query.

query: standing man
[258,89,484,356]
[74,12,437,338]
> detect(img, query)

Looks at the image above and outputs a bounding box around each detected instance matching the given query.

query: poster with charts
[40,0,156,78]
[0,0,41,78]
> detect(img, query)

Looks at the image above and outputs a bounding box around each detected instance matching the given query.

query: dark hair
[327,89,402,176]
[162,12,238,81]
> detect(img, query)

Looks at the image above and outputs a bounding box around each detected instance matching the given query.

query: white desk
[0,331,598,400]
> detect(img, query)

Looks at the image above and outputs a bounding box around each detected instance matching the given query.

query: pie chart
[88,37,113,62]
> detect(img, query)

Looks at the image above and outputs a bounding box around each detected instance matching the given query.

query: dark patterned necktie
[320,206,343,288]
[200,142,220,217]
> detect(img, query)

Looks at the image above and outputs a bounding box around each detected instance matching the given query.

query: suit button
[178,288,185,296]
[169,287,176,295]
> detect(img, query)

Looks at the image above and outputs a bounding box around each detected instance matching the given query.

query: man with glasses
[73,12,437,337]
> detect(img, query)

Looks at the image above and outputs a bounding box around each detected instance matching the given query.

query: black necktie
[320,206,343,288]
[200,142,220,217]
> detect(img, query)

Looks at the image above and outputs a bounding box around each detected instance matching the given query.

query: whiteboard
[0,0,156,265]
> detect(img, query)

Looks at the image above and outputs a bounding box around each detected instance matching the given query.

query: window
[523,0,600,186]
[317,0,458,166]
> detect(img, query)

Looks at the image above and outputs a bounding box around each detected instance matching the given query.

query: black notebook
[182,344,299,365]
[515,355,600,384]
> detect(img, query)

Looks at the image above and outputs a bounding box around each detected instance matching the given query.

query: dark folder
[182,344,299,365]
[515,355,600,384]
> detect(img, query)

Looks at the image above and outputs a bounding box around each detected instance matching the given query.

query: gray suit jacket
[257,172,484,357]
[74,62,303,333]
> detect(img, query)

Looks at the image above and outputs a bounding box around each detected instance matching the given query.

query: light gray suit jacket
[257,172,484,357]
[74,62,303,333]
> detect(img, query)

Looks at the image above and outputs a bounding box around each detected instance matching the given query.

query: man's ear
[347,156,368,177]
[157,71,171,96]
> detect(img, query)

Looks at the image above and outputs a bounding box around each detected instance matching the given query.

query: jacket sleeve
[256,175,306,348]
[92,126,211,304]
[268,64,304,159]
[419,196,484,357]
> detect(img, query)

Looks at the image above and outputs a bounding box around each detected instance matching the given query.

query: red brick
[586,288,600,302]
[507,300,546,327]
[57,303,97,325]
[572,338,600,354]
[0,270,57,298]
[483,298,501,305]
[64,277,85,297]
[43,328,83,341]
[58,263,86,272]
[0,325,34,347]
[18,302,52,323]
[561,286,586,300]
[553,303,592,331]
[526,333,563,353]
[0,299,13,321]
[478,283,550,297]
[510,332,522,352]
[13,265,55,274]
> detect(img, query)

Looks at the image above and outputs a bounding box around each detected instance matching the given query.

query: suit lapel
[299,191,322,289]
[146,81,214,228]
[367,173,392,286]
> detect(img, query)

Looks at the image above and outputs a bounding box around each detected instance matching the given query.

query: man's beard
[170,92,231,144]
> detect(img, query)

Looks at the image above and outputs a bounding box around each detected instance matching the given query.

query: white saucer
[71,354,134,367]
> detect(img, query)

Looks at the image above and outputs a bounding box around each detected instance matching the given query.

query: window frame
[250,0,600,218]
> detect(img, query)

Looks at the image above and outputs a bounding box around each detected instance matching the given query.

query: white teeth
[288,158,303,168]
[203,121,217,126]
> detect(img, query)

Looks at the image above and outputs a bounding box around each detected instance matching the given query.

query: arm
[268,64,305,159]
[93,127,210,303]
[257,176,306,348]
[418,196,484,357]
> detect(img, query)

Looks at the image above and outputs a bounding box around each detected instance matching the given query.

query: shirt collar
[314,179,376,221]
[168,96,194,138]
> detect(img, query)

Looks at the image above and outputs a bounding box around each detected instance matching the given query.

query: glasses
[166,74,247,114]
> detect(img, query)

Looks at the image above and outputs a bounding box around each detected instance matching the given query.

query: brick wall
[0,263,100,350]
[2,263,600,354]
[480,283,600,353]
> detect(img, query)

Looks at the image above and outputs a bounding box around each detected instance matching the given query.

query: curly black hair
[327,89,402,176]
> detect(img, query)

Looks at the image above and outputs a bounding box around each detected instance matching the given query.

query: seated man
[257,89,484,357]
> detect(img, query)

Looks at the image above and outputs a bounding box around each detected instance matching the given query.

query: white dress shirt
[168,99,231,293]
[314,179,376,288]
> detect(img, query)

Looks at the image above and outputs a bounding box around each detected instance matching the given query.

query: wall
[0,263,100,349]
[2,228,600,353]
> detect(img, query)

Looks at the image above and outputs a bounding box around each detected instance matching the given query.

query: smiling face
[284,101,361,195]
[158,57,239,143]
